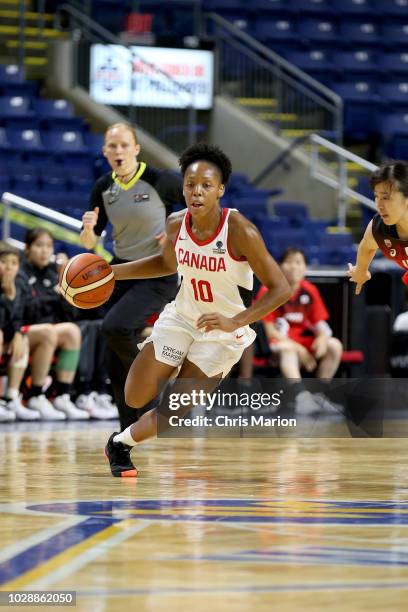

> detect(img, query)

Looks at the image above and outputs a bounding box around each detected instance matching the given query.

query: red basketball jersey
[372,213,408,285]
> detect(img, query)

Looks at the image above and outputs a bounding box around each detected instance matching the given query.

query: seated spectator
[20,228,89,420]
[0,244,37,421]
[257,248,343,415]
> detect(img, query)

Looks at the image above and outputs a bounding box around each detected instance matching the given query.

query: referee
[80,122,182,430]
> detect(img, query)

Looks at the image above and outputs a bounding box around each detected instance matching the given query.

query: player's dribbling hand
[82,207,99,231]
[347,263,371,295]
[196,312,238,333]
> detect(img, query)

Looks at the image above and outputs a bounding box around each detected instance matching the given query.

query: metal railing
[309,134,378,228]
[1,192,108,258]
[54,3,199,153]
[206,13,343,145]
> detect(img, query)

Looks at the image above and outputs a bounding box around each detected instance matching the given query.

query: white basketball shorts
[137,301,256,378]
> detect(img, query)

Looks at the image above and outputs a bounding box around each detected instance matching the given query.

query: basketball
[59,253,115,309]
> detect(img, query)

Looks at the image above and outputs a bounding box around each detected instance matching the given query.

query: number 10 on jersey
[191,278,214,302]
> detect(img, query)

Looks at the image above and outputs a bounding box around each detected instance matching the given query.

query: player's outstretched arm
[197,213,291,333]
[347,220,377,295]
[112,213,182,281]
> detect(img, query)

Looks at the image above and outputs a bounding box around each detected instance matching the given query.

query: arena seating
[130,0,408,154]
[0,59,358,264]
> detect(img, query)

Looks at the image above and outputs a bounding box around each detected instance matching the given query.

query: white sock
[6,388,18,400]
[114,427,137,447]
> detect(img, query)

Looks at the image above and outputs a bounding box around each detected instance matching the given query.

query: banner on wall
[90,44,214,109]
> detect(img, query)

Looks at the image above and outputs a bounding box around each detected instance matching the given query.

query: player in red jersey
[258,248,343,415]
[348,161,408,293]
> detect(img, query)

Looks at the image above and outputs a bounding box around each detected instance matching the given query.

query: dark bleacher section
[188,0,408,155]
[0,60,356,265]
[108,0,408,156]
[0,63,110,255]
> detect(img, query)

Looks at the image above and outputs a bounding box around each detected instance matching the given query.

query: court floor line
[0,515,87,564]
[70,581,408,596]
[19,520,154,591]
[223,519,408,543]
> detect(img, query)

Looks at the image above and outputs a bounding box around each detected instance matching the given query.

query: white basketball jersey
[174,208,253,325]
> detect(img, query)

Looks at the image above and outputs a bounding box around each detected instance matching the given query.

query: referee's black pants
[101,264,178,431]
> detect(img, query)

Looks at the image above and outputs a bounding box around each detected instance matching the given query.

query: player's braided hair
[369,160,408,197]
[179,142,232,184]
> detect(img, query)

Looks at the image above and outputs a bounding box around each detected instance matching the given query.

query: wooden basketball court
[1,422,408,611]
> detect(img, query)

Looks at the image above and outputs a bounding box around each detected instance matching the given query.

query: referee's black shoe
[105,432,138,477]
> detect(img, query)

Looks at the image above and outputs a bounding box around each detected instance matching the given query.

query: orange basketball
[59,253,115,309]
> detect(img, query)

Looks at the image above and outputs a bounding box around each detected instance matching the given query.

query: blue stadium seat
[298,18,339,46]
[291,0,332,16]
[0,128,21,163]
[40,173,68,192]
[32,98,74,118]
[273,229,312,252]
[69,179,94,194]
[331,81,379,136]
[317,232,356,266]
[231,196,269,220]
[226,172,251,192]
[0,82,37,97]
[332,0,375,14]
[273,202,309,224]
[378,53,408,77]
[0,96,35,120]
[42,129,88,154]
[35,189,67,209]
[7,127,44,152]
[374,0,408,16]
[205,0,245,9]
[12,162,38,182]
[254,17,297,44]
[381,113,408,157]
[319,232,354,249]
[0,126,9,149]
[258,216,290,245]
[0,64,24,84]
[339,20,380,47]
[83,132,104,156]
[33,99,83,130]
[301,218,331,233]
[333,51,378,78]
[318,246,357,266]
[12,163,40,193]
[382,24,408,48]
[379,82,408,109]
[285,49,335,83]
[249,0,290,13]
[0,174,10,191]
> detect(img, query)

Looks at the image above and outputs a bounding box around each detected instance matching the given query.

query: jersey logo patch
[134,193,150,203]
[213,240,226,254]
[107,183,121,205]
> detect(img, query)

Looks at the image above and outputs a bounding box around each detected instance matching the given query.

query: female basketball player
[105,142,292,477]
[347,161,408,294]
